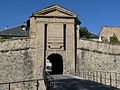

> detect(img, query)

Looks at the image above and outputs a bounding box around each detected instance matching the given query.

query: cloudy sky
[0,0,120,34]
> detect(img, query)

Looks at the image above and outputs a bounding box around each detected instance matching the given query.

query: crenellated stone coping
[0,39,30,52]
[77,39,120,54]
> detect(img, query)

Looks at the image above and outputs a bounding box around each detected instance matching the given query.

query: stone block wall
[77,39,120,72]
[0,39,45,90]
[77,39,120,88]
[0,39,32,81]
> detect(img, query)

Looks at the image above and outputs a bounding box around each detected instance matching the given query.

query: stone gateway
[0,5,80,90]
[29,5,80,76]
[0,5,120,90]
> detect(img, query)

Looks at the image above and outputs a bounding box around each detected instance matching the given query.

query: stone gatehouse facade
[0,5,80,90]
[30,5,80,75]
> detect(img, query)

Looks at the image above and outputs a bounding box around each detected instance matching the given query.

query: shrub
[109,34,120,44]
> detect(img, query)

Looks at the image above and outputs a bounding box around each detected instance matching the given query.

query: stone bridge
[51,75,120,90]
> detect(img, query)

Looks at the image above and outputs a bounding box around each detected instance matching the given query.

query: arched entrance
[47,53,63,75]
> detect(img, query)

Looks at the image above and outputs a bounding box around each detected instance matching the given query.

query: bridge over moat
[52,75,119,90]
[0,73,119,90]
[44,69,120,90]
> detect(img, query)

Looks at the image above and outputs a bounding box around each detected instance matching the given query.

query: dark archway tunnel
[47,53,63,75]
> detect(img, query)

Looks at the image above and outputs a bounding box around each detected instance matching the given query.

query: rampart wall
[77,39,120,88]
[0,39,45,90]
[0,39,32,82]
[77,39,120,72]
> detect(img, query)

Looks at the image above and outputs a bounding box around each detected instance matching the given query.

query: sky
[0,0,120,34]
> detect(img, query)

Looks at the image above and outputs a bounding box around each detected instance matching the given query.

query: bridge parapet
[43,70,54,90]
[0,78,45,90]
[77,69,120,89]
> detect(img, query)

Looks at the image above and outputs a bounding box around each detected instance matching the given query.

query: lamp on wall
[21,22,26,30]
[4,26,8,30]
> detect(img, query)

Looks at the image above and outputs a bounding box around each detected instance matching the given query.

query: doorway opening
[47,53,63,75]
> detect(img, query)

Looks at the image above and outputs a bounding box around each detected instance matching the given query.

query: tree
[79,27,91,39]
[109,34,120,44]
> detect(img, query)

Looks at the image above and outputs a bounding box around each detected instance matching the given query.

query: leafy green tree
[109,34,120,44]
[79,27,91,38]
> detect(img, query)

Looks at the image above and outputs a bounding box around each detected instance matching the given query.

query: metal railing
[78,69,120,88]
[43,70,54,90]
[0,70,55,90]
[0,79,43,90]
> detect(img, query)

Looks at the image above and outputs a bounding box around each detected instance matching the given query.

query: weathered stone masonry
[76,39,120,88]
[77,39,120,75]
[0,39,45,90]
[0,39,31,82]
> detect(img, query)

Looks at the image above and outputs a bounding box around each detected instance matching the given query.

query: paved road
[52,75,120,90]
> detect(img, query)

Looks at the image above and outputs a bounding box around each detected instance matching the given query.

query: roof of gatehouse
[32,4,78,18]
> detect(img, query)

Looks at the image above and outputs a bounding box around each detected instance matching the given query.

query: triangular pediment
[33,5,78,18]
